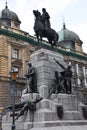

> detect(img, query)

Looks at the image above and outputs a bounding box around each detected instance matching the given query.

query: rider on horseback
[41,8,51,29]
[33,9,58,47]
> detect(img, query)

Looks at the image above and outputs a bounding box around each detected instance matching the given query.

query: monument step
[34,108,83,121]
[2,120,87,130]
[64,111,83,120]
[33,120,87,127]
[30,125,87,130]
[34,108,58,121]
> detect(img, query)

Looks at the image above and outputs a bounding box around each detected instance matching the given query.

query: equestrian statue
[33,8,59,47]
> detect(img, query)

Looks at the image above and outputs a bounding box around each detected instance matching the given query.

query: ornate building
[57,23,87,104]
[0,4,35,107]
[0,3,87,108]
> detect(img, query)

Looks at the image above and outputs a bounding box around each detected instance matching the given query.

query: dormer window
[14,49,19,59]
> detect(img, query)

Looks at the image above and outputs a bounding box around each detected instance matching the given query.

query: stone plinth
[33,94,84,124]
[30,125,87,130]
[30,48,65,90]
[2,49,87,130]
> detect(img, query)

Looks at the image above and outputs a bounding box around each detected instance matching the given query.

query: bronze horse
[33,10,59,47]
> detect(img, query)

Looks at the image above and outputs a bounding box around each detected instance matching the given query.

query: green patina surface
[0,28,87,61]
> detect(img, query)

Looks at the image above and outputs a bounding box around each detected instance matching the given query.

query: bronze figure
[33,9,58,47]
[41,8,51,29]
[4,97,43,120]
[54,58,72,94]
[24,63,37,93]
[49,71,66,96]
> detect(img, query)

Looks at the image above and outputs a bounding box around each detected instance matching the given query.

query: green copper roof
[0,5,21,23]
[0,28,87,61]
[58,24,81,43]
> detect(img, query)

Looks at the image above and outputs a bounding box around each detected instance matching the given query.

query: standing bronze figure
[54,58,72,94]
[49,71,66,96]
[24,63,37,93]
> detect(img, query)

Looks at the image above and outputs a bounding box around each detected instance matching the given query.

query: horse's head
[33,10,37,17]
[33,10,41,20]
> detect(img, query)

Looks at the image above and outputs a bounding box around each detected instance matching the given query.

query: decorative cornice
[0,28,87,61]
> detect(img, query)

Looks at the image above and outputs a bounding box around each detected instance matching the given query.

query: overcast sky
[0,0,87,52]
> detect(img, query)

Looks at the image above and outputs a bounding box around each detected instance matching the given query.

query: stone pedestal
[2,49,87,130]
[30,48,65,90]
[33,93,85,127]
[3,93,87,130]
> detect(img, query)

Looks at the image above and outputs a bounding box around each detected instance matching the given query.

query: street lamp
[10,68,18,130]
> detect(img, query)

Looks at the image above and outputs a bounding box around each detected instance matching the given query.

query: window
[85,68,87,76]
[78,65,83,76]
[14,49,19,59]
[79,79,84,87]
[72,65,76,74]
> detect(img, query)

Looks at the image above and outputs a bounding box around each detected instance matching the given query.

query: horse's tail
[50,29,59,41]
[56,33,59,42]
[53,31,59,44]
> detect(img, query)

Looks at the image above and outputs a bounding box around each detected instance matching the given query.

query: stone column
[22,48,25,76]
[76,63,80,86]
[39,85,49,99]
[8,44,11,75]
[83,66,87,88]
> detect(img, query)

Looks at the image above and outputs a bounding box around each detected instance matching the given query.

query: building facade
[57,23,87,104]
[0,3,87,109]
[0,4,35,107]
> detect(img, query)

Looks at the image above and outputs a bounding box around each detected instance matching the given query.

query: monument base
[2,49,87,130]
[30,125,87,130]
[2,93,87,130]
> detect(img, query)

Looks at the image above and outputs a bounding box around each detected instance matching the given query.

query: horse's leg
[54,33,58,47]
[38,36,39,42]
[36,34,39,42]
[48,38,53,48]
[51,43,53,48]
[39,32,42,42]
[50,41,53,48]
[51,40,57,47]
[52,38,57,47]
[39,35,43,48]
[40,36,42,42]
[54,41,57,47]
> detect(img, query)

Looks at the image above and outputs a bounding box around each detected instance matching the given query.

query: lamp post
[10,69,18,130]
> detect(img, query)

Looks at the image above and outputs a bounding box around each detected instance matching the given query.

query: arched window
[13,49,19,59]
